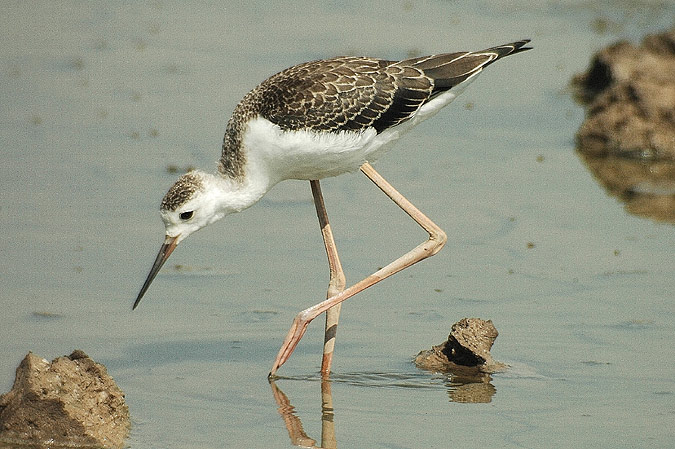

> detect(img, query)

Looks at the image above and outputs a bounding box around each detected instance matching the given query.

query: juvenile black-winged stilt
[133,40,532,377]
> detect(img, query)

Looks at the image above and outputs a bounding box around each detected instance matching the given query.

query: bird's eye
[179,211,194,221]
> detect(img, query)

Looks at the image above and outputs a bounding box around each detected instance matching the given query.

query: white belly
[242,116,383,181]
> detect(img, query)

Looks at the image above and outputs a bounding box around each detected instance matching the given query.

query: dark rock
[0,351,129,449]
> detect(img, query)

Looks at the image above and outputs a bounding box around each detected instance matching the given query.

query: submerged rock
[0,350,129,449]
[414,318,505,374]
[572,28,675,222]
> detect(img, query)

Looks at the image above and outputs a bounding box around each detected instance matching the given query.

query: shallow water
[1,1,674,448]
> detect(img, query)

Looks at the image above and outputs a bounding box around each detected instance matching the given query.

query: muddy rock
[572,28,675,222]
[0,350,129,449]
[414,318,505,374]
[573,28,675,160]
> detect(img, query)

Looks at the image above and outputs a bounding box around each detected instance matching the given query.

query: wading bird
[133,40,532,377]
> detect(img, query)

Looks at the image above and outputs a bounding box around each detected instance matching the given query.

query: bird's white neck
[204,157,276,218]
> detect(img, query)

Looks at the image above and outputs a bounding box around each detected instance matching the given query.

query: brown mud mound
[573,28,675,222]
[0,350,129,449]
[414,318,506,374]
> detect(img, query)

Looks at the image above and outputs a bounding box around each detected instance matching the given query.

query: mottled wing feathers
[369,65,434,132]
[219,40,530,177]
[252,57,434,133]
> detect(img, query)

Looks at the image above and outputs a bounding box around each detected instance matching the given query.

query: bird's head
[160,170,227,243]
[133,170,230,309]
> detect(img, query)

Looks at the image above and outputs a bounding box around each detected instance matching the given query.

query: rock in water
[572,28,675,222]
[573,28,675,160]
[414,318,505,373]
[0,350,130,449]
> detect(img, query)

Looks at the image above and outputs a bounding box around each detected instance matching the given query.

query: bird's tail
[402,39,532,92]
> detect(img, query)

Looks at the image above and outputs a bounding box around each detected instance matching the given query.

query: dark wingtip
[479,39,533,65]
[512,39,533,53]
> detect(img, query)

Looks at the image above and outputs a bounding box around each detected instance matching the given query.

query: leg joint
[426,225,447,256]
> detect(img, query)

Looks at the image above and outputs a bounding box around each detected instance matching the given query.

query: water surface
[1,1,674,448]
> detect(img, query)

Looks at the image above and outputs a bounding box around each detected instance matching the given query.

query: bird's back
[218,40,531,179]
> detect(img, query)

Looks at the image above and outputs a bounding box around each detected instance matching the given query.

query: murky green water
[2,1,674,448]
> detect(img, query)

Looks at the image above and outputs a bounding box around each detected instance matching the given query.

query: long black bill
[133,235,179,310]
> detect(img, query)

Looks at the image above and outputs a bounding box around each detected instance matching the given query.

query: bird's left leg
[269,163,446,377]
[310,180,346,377]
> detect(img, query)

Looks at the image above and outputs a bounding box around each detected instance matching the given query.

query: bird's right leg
[269,163,447,377]
[310,180,346,377]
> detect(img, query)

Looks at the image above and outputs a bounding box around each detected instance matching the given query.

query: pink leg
[269,163,447,377]
[310,180,346,377]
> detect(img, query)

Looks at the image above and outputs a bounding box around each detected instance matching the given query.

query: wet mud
[573,28,675,222]
[0,351,129,449]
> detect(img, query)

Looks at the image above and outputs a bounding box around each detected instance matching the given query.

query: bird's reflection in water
[270,369,497,447]
[270,379,336,449]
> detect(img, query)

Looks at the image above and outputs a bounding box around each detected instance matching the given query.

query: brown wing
[250,39,531,133]
[252,56,434,133]
[219,40,531,178]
